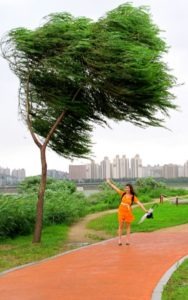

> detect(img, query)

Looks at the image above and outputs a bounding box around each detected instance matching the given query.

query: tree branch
[43,87,82,147]
[26,74,42,149]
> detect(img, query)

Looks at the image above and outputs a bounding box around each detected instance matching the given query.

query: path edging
[0,237,115,277]
[151,254,188,300]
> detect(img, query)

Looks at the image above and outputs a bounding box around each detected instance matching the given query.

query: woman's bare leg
[125,222,131,244]
[118,221,124,245]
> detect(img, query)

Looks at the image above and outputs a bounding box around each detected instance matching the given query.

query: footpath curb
[0,237,115,277]
[151,254,188,300]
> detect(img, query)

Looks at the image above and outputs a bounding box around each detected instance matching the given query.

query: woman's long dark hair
[126,183,136,196]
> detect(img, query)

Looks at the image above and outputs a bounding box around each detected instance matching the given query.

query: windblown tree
[1,3,177,243]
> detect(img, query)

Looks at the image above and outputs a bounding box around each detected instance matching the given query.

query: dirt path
[63,209,117,250]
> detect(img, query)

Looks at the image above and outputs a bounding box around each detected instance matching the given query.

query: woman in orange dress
[106,179,148,246]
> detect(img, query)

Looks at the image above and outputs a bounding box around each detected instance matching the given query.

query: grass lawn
[87,202,188,235]
[162,259,188,300]
[0,224,68,273]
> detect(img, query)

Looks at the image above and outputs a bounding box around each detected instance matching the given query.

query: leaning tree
[1,3,177,243]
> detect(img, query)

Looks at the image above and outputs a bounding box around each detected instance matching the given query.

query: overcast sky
[0,0,188,176]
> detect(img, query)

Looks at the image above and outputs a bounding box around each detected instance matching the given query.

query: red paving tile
[0,231,188,300]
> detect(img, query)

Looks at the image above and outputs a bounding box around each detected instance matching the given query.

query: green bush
[18,176,76,194]
[87,190,120,210]
[136,177,166,189]
[138,186,187,202]
[0,195,36,238]
[132,178,187,202]
[44,191,88,225]
[0,179,85,239]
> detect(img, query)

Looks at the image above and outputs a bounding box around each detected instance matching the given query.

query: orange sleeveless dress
[117,189,138,223]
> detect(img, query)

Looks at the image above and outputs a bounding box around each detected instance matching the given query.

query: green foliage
[88,4,177,127]
[138,187,187,202]
[134,177,187,202]
[136,177,166,189]
[0,195,36,238]
[18,176,76,194]
[87,190,120,213]
[44,191,88,225]
[0,180,85,239]
[87,180,127,212]
[1,3,177,160]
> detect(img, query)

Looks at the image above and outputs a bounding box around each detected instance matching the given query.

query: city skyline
[69,154,188,180]
[0,166,26,186]
[1,153,188,177]
[0,166,26,175]
[1,0,188,176]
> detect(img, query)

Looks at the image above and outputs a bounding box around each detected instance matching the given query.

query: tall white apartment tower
[120,155,129,178]
[131,154,142,178]
[87,160,100,180]
[162,164,178,178]
[100,157,111,179]
[112,155,121,179]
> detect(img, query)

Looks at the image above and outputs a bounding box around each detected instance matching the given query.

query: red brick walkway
[0,229,188,300]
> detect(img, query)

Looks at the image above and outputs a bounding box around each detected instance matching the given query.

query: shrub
[0,180,84,239]
[18,176,76,194]
[0,195,36,238]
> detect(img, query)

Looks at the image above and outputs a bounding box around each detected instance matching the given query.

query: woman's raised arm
[106,179,120,193]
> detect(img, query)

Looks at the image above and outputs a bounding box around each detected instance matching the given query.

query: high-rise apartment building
[120,155,129,178]
[142,165,152,177]
[85,162,100,180]
[162,164,178,178]
[47,169,68,179]
[112,155,120,179]
[0,167,10,176]
[87,160,100,180]
[130,154,142,178]
[178,165,184,177]
[69,165,87,180]
[0,167,26,186]
[100,157,111,179]
[11,169,25,180]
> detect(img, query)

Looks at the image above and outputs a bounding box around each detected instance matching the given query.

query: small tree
[1,4,177,242]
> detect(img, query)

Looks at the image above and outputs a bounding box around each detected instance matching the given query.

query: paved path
[0,225,188,300]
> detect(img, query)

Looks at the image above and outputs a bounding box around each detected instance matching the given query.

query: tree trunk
[32,146,47,243]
